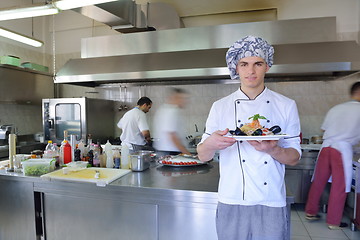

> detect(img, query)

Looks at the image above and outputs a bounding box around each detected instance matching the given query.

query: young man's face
[236,56,270,90]
[141,103,152,113]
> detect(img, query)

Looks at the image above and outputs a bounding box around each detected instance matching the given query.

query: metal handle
[47,119,54,129]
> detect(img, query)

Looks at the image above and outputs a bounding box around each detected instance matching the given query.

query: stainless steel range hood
[56,17,360,86]
[72,0,181,33]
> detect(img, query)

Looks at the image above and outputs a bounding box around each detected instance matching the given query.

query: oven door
[46,98,86,143]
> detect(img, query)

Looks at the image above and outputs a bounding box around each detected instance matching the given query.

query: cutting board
[41,167,131,186]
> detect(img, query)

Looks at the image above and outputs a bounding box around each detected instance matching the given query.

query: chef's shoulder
[268,89,297,107]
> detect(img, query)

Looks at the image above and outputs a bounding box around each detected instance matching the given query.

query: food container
[22,158,56,176]
[0,55,20,67]
[129,151,151,172]
[21,62,49,72]
[31,150,43,158]
[311,135,323,144]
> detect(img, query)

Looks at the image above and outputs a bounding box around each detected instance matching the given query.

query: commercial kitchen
[0,0,360,239]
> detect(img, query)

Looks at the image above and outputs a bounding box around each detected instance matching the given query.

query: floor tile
[343,228,360,240]
[291,220,309,236]
[303,221,349,239]
[291,236,311,240]
[311,238,349,240]
[291,208,301,221]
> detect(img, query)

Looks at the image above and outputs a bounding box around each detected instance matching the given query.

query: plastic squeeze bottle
[120,144,130,169]
[77,139,85,160]
[113,148,121,169]
[104,140,113,168]
[63,141,72,164]
[44,140,58,158]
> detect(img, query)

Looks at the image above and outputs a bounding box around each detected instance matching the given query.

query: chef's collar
[235,86,268,100]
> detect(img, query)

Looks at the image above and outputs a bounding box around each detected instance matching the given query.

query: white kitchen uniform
[117,107,149,149]
[319,100,360,192]
[153,103,187,152]
[201,87,301,207]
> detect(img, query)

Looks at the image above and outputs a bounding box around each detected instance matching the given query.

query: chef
[117,97,153,152]
[305,81,360,230]
[153,88,192,156]
[197,36,301,240]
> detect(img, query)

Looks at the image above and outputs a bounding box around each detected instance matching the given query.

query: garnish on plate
[229,114,282,136]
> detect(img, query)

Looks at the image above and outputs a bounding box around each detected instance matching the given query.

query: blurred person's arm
[169,132,191,155]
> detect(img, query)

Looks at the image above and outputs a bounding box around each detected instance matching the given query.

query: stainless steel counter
[0,161,294,240]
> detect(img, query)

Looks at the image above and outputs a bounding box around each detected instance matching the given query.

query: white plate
[228,134,290,141]
[158,155,207,167]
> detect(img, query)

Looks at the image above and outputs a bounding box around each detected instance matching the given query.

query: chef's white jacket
[153,103,187,152]
[201,87,301,207]
[320,100,360,192]
[117,107,149,148]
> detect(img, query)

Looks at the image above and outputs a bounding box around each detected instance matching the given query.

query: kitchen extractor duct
[72,0,181,33]
[56,17,360,86]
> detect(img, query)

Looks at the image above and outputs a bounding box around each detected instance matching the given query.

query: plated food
[158,155,207,167]
[229,114,284,139]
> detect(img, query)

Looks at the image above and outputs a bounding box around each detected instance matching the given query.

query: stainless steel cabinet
[0,178,36,240]
[43,193,157,240]
[285,168,314,203]
[159,204,217,240]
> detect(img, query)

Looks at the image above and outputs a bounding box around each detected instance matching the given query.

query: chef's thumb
[217,128,229,136]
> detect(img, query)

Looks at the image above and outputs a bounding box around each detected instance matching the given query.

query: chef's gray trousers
[216,202,289,240]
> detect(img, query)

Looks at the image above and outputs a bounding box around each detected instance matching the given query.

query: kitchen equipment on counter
[22,158,56,176]
[42,98,114,145]
[311,135,323,144]
[41,167,131,186]
[0,125,14,145]
[129,151,152,171]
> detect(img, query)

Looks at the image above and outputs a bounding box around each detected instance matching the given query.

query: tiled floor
[291,204,360,240]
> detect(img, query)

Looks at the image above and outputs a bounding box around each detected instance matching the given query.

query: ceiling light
[0,4,59,21]
[0,27,43,47]
[54,0,118,11]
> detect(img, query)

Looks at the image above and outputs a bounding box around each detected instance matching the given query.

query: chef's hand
[207,129,237,150]
[197,128,236,162]
[247,140,278,153]
[248,140,300,166]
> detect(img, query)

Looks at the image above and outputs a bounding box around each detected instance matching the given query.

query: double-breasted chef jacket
[201,87,301,207]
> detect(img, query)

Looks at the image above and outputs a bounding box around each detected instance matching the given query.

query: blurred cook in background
[153,88,192,156]
[117,97,153,152]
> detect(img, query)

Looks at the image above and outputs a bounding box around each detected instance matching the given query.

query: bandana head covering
[225,36,274,80]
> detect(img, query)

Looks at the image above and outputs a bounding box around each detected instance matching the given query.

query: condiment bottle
[113,148,120,169]
[63,141,72,164]
[77,139,85,160]
[104,140,113,168]
[120,144,130,169]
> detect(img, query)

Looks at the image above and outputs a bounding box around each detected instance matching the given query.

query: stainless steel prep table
[0,162,294,240]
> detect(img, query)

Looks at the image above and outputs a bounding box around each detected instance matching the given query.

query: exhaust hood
[72,0,181,33]
[56,17,360,86]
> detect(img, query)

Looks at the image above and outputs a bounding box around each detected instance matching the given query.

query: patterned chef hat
[226,36,274,80]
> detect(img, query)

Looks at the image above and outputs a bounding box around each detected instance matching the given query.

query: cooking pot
[311,135,323,144]
[129,151,151,171]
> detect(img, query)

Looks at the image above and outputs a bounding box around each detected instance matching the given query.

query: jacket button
[267,120,270,123]
[237,101,240,104]
[264,161,268,164]
[238,120,241,122]
[267,101,270,103]
[242,159,245,162]
[264,182,267,185]
[240,140,243,143]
